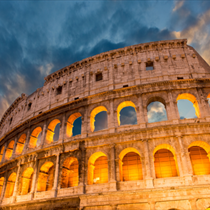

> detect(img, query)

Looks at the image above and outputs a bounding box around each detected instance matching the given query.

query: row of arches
[1,141,210,199]
[1,92,206,162]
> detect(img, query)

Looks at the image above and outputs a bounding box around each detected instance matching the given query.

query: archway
[5,172,16,198]
[19,167,34,195]
[117,101,137,126]
[66,113,82,137]
[0,146,4,162]
[46,119,61,144]
[88,152,108,185]
[0,177,4,197]
[177,93,200,119]
[153,145,178,178]
[15,134,26,155]
[147,101,167,123]
[29,127,42,148]
[90,106,108,132]
[5,140,14,160]
[61,157,78,188]
[37,162,54,192]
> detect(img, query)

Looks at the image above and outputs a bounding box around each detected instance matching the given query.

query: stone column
[30,155,38,200]
[0,171,8,202]
[41,120,47,148]
[133,58,140,85]
[168,91,180,121]
[12,160,21,203]
[23,128,30,154]
[190,199,197,210]
[109,144,117,191]
[81,108,88,138]
[108,99,116,133]
[79,143,86,194]
[108,57,114,90]
[176,134,193,176]
[1,142,8,163]
[59,113,66,142]
[165,102,171,121]
[144,141,154,188]
[11,136,18,158]
[53,153,60,197]
[138,94,146,128]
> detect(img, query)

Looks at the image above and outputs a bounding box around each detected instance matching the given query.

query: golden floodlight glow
[66,112,82,138]
[117,101,136,125]
[90,106,107,132]
[29,127,42,148]
[0,177,4,197]
[5,140,15,160]
[176,93,200,118]
[20,167,34,195]
[61,156,79,188]
[5,172,16,198]
[46,119,61,144]
[15,134,26,155]
[0,146,4,162]
[37,162,54,192]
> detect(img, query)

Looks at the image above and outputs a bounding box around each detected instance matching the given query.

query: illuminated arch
[153,144,179,178]
[15,134,26,155]
[66,113,82,138]
[20,167,34,195]
[46,119,61,144]
[188,141,210,175]
[90,106,108,132]
[119,148,142,181]
[37,162,54,192]
[29,127,42,148]
[117,101,136,126]
[176,93,200,118]
[5,140,14,160]
[61,157,78,188]
[0,146,4,162]
[0,177,4,197]
[88,152,108,185]
[5,172,16,198]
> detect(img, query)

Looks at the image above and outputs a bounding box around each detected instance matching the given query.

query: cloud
[120,107,137,125]
[173,0,185,12]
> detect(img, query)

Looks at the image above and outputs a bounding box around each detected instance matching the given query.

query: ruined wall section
[0,39,209,140]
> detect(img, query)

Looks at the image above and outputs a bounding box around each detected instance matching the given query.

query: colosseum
[0,39,210,210]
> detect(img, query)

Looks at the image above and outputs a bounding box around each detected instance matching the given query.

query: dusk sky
[0,0,209,123]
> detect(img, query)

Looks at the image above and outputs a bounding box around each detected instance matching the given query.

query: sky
[0,0,210,126]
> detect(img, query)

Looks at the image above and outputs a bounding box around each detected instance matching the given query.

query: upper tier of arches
[1,38,210,141]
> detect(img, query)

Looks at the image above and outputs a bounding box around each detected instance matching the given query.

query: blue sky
[0,0,209,124]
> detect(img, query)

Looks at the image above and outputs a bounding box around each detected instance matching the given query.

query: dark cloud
[120,107,137,125]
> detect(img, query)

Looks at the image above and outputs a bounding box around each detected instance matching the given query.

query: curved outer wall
[0,39,210,209]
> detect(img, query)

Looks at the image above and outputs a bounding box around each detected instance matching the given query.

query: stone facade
[0,39,210,209]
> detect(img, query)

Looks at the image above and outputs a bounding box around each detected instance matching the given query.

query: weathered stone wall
[0,39,210,209]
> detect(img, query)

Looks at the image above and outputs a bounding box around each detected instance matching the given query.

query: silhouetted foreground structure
[0,39,210,210]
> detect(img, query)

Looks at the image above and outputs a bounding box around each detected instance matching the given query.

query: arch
[119,149,143,182]
[147,101,167,123]
[146,96,166,107]
[5,172,16,198]
[5,140,15,160]
[176,93,200,118]
[29,127,42,148]
[188,145,210,175]
[88,152,108,185]
[0,177,4,197]
[0,146,4,162]
[188,141,210,154]
[20,167,34,195]
[154,148,179,178]
[66,113,82,138]
[37,162,54,192]
[61,157,79,188]
[90,106,108,132]
[117,101,136,126]
[46,119,61,144]
[15,134,26,155]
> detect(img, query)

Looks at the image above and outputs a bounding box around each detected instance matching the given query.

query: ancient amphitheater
[0,39,210,210]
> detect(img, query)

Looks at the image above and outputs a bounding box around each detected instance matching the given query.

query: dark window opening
[146,62,154,70]
[177,77,183,80]
[39,111,42,115]
[10,118,13,125]
[123,85,129,88]
[96,73,103,81]
[28,103,32,111]
[74,97,79,100]
[56,86,62,95]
